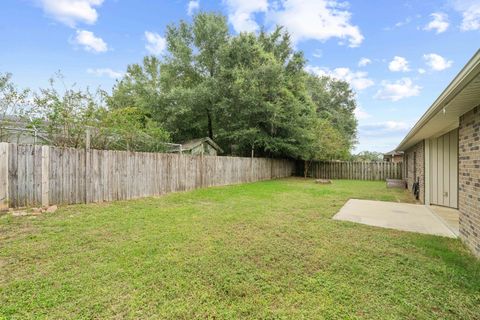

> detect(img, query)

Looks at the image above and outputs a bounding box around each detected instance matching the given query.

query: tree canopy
[351,151,384,161]
[108,12,358,159]
[2,12,359,161]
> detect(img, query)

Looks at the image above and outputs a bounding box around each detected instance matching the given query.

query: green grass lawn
[1,178,479,319]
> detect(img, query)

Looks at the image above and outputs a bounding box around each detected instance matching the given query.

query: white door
[428,129,458,208]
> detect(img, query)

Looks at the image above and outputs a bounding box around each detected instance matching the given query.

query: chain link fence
[0,126,183,153]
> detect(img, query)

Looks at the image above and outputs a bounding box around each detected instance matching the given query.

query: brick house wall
[458,106,480,257]
[404,141,425,203]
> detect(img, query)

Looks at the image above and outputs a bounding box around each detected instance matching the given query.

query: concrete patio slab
[428,205,460,237]
[333,199,457,238]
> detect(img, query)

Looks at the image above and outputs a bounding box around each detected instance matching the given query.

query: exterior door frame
[425,129,459,208]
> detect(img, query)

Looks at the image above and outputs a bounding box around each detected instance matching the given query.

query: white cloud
[312,49,322,58]
[223,0,364,47]
[384,15,422,31]
[331,68,374,91]
[388,56,410,72]
[418,68,426,74]
[187,0,200,15]
[374,78,421,101]
[144,31,167,55]
[358,57,371,67]
[423,53,453,71]
[356,120,415,152]
[74,30,107,53]
[39,0,104,27]
[452,0,480,31]
[223,0,269,33]
[424,12,449,33]
[87,68,123,79]
[307,66,374,91]
[359,121,412,137]
[354,106,371,120]
[266,0,364,47]
[394,17,412,28]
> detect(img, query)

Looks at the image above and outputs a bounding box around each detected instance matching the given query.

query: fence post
[250,146,255,182]
[270,159,273,179]
[0,142,9,210]
[85,129,91,204]
[41,145,49,207]
[200,152,205,188]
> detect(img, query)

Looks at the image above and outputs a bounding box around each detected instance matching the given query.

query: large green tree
[159,13,229,141]
[107,12,358,160]
[306,74,358,159]
[107,56,162,113]
[215,28,315,158]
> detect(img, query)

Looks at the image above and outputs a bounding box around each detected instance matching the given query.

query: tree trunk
[304,160,311,179]
[206,108,213,139]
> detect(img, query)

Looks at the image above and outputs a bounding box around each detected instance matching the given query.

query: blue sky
[1,0,479,152]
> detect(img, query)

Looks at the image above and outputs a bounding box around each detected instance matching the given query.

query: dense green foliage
[109,13,357,159]
[35,76,171,151]
[1,179,479,319]
[0,72,170,151]
[306,74,357,159]
[2,12,359,159]
[0,73,30,140]
[352,150,384,161]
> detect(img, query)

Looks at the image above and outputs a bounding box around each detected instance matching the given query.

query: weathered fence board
[1,143,294,208]
[302,160,402,181]
[0,143,8,210]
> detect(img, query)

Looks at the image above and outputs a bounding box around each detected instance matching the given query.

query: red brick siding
[458,106,480,257]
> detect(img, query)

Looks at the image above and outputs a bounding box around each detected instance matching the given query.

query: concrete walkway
[333,199,457,238]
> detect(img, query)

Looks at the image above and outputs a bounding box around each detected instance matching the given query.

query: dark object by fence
[412,178,420,200]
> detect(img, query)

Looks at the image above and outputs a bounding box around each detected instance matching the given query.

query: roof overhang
[384,150,404,156]
[396,50,480,151]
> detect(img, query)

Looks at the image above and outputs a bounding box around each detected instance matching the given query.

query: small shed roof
[181,137,224,153]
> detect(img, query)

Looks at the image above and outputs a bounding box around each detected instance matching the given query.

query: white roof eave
[396,50,480,151]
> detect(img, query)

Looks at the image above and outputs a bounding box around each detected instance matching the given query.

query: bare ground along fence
[0,143,294,209]
[301,160,403,181]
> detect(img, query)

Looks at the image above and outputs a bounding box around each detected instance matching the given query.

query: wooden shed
[179,137,223,156]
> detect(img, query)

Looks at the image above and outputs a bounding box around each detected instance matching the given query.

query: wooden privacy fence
[0,143,294,209]
[303,160,403,181]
